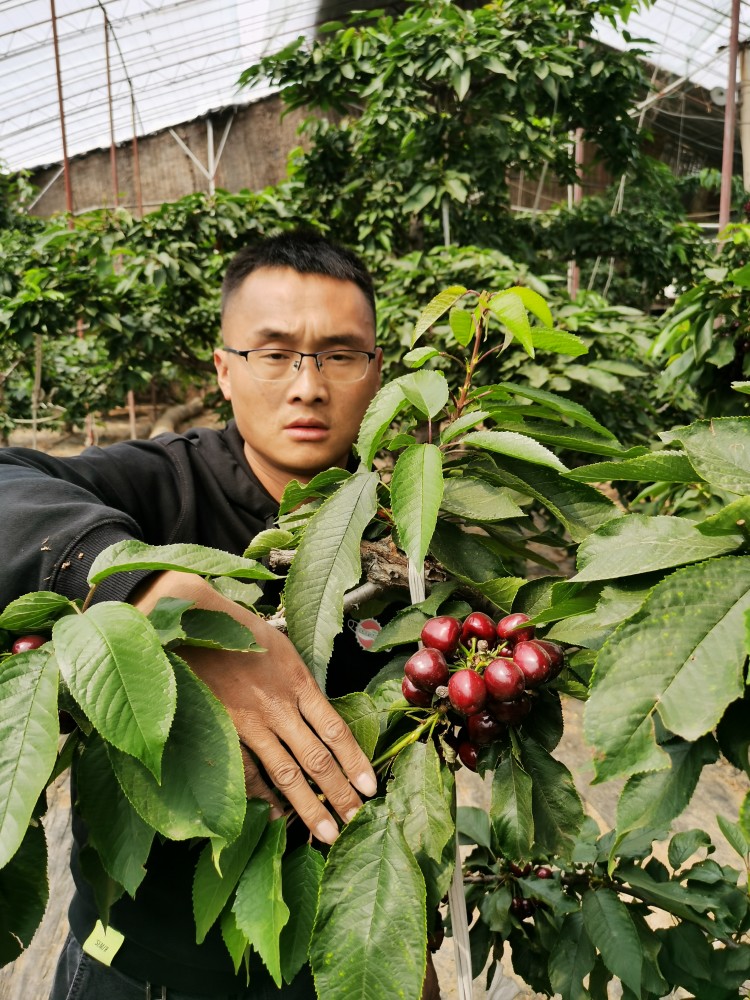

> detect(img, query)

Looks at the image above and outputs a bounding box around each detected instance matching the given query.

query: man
[0,231,439,998]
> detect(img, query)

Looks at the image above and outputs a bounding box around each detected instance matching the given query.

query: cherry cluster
[401,611,564,770]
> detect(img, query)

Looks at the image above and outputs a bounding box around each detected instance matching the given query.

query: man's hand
[133,571,377,844]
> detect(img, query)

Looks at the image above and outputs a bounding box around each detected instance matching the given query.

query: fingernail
[269,806,284,821]
[355,771,378,797]
[344,804,360,824]
[315,819,339,844]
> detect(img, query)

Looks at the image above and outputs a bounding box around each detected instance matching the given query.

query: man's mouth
[284,419,329,440]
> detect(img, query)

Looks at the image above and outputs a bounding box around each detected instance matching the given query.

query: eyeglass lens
[246,349,371,382]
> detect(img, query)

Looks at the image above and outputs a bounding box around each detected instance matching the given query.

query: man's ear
[214,348,232,401]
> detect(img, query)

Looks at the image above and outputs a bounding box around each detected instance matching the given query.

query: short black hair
[221,229,376,322]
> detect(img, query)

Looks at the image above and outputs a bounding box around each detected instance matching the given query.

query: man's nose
[288,355,328,398]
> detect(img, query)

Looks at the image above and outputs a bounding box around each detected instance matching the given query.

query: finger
[299,687,377,798]
[253,733,342,844]
[241,745,285,820]
[282,724,364,826]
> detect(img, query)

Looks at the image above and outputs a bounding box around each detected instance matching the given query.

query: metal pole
[131,95,144,217]
[567,128,584,299]
[50,0,73,217]
[740,45,750,193]
[207,118,215,195]
[104,11,119,206]
[719,0,741,232]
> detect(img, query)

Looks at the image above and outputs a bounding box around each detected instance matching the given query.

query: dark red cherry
[460,611,496,646]
[535,867,553,879]
[496,613,535,645]
[513,641,552,689]
[534,639,565,678]
[11,634,47,654]
[483,657,525,701]
[404,647,449,692]
[421,616,461,657]
[488,693,532,725]
[457,740,478,771]
[466,710,505,745]
[448,670,487,716]
[402,675,433,707]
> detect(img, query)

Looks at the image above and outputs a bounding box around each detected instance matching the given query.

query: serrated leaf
[233,817,289,987]
[490,418,629,458]
[531,328,588,357]
[440,409,489,444]
[280,845,325,984]
[108,655,245,849]
[520,736,584,858]
[387,741,455,864]
[582,889,642,995]
[487,383,615,438]
[329,692,380,759]
[416,581,457,617]
[356,378,413,468]
[391,444,444,568]
[412,285,467,347]
[490,752,534,860]
[462,430,567,471]
[585,557,750,783]
[180,609,264,651]
[88,540,278,584]
[457,806,492,849]
[473,576,525,613]
[147,596,192,645]
[368,606,429,651]
[449,308,475,346]
[398,370,450,419]
[310,799,426,1000]
[0,590,76,631]
[669,829,714,870]
[193,799,269,944]
[548,911,596,1000]
[54,603,176,778]
[572,515,742,582]
[661,418,750,494]
[429,518,506,583]
[279,468,351,515]
[740,790,750,845]
[717,813,750,863]
[210,578,264,608]
[220,908,248,974]
[403,346,440,368]
[77,735,154,897]
[0,648,58,869]
[488,290,534,357]
[285,472,379,689]
[0,822,48,965]
[440,477,524,522]
[564,450,700,484]
[243,529,294,559]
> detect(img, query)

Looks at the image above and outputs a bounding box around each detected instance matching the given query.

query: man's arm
[133,570,377,844]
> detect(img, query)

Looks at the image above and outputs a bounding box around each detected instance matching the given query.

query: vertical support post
[719,0,741,232]
[104,11,119,206]
[567,128,584,299]
[50,0,73,218]
[739,44,750,193]
[131,95,144,217]
[207,119,215,196]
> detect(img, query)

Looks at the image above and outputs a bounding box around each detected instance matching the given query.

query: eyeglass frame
[221,345,379,382]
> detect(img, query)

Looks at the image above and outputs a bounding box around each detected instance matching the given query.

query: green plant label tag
[82,920,125,966]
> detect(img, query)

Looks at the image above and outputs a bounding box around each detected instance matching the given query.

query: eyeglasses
[222,347,378,383]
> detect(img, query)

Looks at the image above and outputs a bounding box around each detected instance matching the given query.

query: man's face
[215,266,382,499]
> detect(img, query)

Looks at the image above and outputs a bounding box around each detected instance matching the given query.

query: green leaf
[572,515,742,582]
[698,496,750,536]
[519,735,584,858]
[403,346,440,368]
[53,603,176,779]
[398,371,450,419]
[429,518,505,583]
[369,606,429,651]
[662,418,750,494]
[582,889,642,995]
[209,578,264,609]
[310,799,426,1000]
[88,540,278,585]
[449,308,475,347]
[0,822,48,965]
[473,576,525,613]
[490,418,630,459]
[193,800,269,944]
[285,472,379,689]
[329,692,380,759]
[279,469,351,515]
[147,596,192,645]
[411,285,467,347]
[564,451,701,484]
[488,290,534,357]
[716,814,750,863]
[531,328,588,357]
[0,590,76,631]
[356,379,413,468]
[457,806,492,850]
[233,817,289,988]
[109,655,245,849]
[220,908,248,975]
[415,581,457,617]
[243,529,295,559]
[487,383,615,439]
[76,735,154,897]
[585,557,750,783]
[280,845,325,984]
[391,444,444,568]
[440,409,490,444]
[490,752,534,861]
[548,911,596,1000]
[668,829,713,870]
[0,648,58,869]
[440,477,523,522]
[740,790,750,845]
[461,430,567,471]
[180,609,264,651]
[386,741,455,864]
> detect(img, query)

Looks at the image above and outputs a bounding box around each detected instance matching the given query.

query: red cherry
[402,675,433,708]
[421,616,461,657]
[496,613,535,645]
[495,641,514,658]
[460,611,496,646]
[448,670,487,716]
[466,710,506,745]
[457,740,478,771]
[483,657,526,701]
[513,641,552,689]
[488,694,532,725]
[534,639,565,678]
[11,634,47,654]
[404,647,449,692]
[535,867,553,879]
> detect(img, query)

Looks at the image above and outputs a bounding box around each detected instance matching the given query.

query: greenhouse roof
[0,0,748,174]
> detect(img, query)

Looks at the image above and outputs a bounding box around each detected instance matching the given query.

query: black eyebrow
[250,329,372,349]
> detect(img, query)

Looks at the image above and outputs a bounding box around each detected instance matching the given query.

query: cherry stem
[371,713,438,769]
[80,585,97,614]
